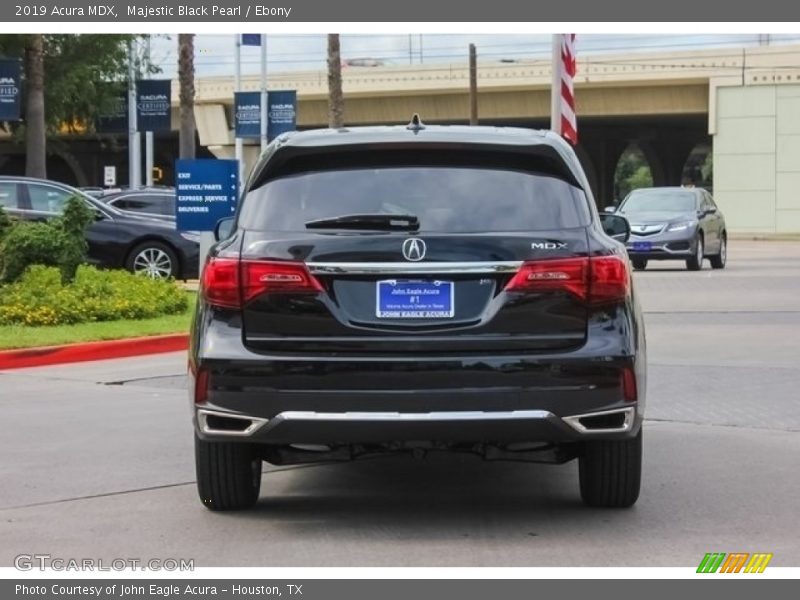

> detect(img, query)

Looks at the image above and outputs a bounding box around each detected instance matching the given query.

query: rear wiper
[305,213,420,231]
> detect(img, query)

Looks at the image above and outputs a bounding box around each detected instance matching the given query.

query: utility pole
[144,35,154,187]
[234,35,244,182]
[469,44,478,125]
[128,38,140,189]
[260,34,268,153]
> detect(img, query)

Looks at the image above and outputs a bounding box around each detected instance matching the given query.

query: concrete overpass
[191,43,800,233]
[3,43,799,233]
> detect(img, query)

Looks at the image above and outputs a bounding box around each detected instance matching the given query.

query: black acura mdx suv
[190,122,646,510]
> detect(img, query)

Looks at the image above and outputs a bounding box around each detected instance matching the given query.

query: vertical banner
[96,87,128,134]
[137,79,172,132]
[0,59,22,122]
[241,34,262,46]
[267,90,297,142]
[234,91,262,138]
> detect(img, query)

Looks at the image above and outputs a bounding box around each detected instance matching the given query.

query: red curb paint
[0,334,189,370]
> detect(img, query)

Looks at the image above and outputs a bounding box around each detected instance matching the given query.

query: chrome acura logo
[402,237,426,261]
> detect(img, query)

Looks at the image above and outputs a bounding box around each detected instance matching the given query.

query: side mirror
[599,213,631,243]
[94,210,106,221]
[604,205,616,213]
[214,217,235,241]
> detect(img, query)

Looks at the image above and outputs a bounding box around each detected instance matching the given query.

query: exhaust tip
[562,407,634,434]
[197,409,267,436]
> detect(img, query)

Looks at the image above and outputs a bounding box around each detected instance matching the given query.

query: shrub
[0,195,94,284]
[0,265,189,327]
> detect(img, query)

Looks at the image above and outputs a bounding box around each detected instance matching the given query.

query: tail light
[202,258,323,309]
[621,365,638,402]
[505,255,630,305]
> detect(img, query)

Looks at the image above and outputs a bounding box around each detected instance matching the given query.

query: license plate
[376,280,454,318]
[631,241,652,252]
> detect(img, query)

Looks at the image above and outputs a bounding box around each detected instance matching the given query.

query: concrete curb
[0,334,189,370]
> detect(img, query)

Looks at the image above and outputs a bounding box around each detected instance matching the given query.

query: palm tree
[327,34,344,128]
[24,34,46,178]
[178,34,195,159]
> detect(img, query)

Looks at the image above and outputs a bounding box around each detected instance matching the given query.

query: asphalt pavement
[1,241,799,567]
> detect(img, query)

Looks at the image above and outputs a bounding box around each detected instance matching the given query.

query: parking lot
[1,240,799,567]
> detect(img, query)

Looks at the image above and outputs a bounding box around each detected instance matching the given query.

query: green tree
[0,34,143,178]
[614,145,653,202]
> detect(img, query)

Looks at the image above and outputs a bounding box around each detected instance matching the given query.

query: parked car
[0,177,198,279]
[608,186,727,271]
[190,121,646,511]
[101,189,176,221]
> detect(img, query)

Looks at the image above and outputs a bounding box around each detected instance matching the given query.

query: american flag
[559,34,578,145]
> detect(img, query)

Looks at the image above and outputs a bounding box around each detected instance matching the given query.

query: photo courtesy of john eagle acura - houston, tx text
[189,117,646,511]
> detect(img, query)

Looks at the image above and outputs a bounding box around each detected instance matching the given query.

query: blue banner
[96,88,128,134]
[234,91,261,139]
[137,79,172,132]
[175,159,238,232]
[241,34,261,46]
[267,90,297,142]
[0,59,22,122]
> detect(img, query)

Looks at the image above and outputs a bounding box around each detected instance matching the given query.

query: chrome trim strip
[197,409,268,437]
[561,407,635,434]
[275,410,553,422]
[306,261,523,275]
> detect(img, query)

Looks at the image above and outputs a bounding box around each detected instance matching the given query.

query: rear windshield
[238,166,591,232]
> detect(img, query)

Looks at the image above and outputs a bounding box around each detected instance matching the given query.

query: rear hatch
[233,147,594,355]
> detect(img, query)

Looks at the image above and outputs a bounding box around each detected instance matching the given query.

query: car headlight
[180,231,201,243]
[667,220,697,232]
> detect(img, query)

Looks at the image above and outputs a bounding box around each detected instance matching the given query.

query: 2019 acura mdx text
[189,120,646,510]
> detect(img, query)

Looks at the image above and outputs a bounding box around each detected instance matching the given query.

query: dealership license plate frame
[376,280,455,319]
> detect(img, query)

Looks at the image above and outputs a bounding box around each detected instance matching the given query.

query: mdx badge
[402,238,427,261]
[531,241,568,250]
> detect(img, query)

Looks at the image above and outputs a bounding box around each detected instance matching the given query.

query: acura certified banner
[0,59,21,122]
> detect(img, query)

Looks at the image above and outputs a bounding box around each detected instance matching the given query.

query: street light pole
[127,38,140,189]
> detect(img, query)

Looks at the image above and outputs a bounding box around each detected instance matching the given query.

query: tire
[195,435,262,511]
[710,233,727,269]
[579,430,642,508]
[125,241,179,279]
[631,259,648,271]
[686,234,704,271]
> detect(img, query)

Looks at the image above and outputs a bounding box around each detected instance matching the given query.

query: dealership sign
[267,90,297,142]
[137,79,172,132]
[175,159,238,232]
[234,91,261,138]
[0,59,22,122]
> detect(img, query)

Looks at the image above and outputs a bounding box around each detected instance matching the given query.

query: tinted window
[112,194,174,215]
[239,167,590,232]
[0,182,18,209]
[27,184,73,213]
[620,190,698,214]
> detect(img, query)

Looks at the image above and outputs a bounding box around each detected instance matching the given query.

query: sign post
[175,159,239,274]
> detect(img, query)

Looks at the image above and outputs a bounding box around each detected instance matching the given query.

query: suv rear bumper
[194,405,639,444]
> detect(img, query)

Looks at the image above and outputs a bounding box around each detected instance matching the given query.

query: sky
[147,34,800,78]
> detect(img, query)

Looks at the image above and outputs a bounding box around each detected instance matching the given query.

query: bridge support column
[579,138,628,209]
